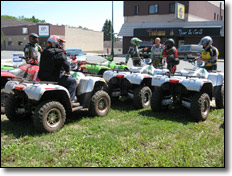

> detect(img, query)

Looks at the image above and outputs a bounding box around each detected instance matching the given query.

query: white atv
[4,72,111,132]
[103,59,169,109]
[151,59,224,121]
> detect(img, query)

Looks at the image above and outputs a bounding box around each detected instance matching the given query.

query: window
[217,14,219,21]
[8,41,13,46]
[134,5,139,15]
[214,13,216,20]
[18,41,23,46]
[149,4,159,14]
[169,3,175,13]
[221,16,223,20]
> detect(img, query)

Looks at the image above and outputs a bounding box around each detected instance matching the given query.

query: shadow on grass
[1,110,92,138]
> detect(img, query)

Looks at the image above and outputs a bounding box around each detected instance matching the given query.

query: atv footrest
[72,106,83,112]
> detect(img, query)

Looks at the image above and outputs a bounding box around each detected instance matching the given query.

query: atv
[77,55,129,75]
[4,72,111,132]
[1,57,39,114]
[151,59,224,121]
[1,64,15,70]
[103,59,169,109]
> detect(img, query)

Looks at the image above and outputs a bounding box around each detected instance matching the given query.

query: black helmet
[29,33,39,44]
[164,38,175,49]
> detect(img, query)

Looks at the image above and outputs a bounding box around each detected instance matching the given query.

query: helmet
[198,36,213,50]
[47,35,66,49]
[164,38,175,49]
[29,33,39,44]
[131,37,142,46]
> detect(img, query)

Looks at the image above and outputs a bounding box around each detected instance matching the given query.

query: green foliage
[102,19,115,41]
[1,15,46,23]
[1,101,224,167]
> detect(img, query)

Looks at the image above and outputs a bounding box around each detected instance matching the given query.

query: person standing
[163,39,179,74]
[24,33,43,65]
[150,37,164,68]
[196,36,219,71]
[125,37,147,66]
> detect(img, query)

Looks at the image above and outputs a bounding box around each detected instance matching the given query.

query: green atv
[77,55,129,75]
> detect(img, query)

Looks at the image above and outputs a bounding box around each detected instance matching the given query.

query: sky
[1,1,124,34]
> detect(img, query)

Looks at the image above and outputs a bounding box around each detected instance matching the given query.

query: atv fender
[4,81,19,94]
[207,72,224,87]
[24,84,70,101]
[78,79,107,108]
[152,75,213,92]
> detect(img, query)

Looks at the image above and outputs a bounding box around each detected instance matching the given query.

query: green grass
[1,100,224,167]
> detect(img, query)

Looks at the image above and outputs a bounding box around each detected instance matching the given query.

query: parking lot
[1,50,224,73]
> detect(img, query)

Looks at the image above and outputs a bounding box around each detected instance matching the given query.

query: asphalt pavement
[1,50,224,73]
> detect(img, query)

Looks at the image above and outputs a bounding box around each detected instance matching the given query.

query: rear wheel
[215,83,224,109]
[89,90,111,117]
[190,93,210,121]
[151,87,163,112]
[5,94,29,121]
[133,86,152,109]
[33,101,66,132]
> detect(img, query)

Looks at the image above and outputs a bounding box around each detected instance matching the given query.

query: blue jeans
[58,74,77,102]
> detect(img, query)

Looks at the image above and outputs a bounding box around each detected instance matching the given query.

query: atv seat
[6,68,24,76]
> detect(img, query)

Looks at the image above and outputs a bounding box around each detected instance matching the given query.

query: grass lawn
[1,100,224,167]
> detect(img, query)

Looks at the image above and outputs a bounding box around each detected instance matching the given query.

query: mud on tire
[89,90,111,117]
[190,93,210,121]
[33,101,66,133]
[133,86,152,109]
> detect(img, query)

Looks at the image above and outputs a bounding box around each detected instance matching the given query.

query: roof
[104,41,122,48]
[1,18,36,28]
[118,21,224,37]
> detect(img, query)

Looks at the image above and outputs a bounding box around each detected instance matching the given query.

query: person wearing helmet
[150,37,164,68]
[162,38,179,74]
[125,37,147,66]
[196,36,219,71]
[38,35,77,103]
[23,33,43,65]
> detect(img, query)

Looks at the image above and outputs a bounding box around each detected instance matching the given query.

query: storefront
[119,21,224,58]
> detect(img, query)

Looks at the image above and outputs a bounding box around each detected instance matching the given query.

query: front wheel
[89,90,111,117]
[133,86,152,109]
[190,93,210,121]
[33,101,66,132]
[151,87,163,112]
[1,88,10,114]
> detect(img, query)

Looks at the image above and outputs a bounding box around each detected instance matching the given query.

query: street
[1,50,224,73]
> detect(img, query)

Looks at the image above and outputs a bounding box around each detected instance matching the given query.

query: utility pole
[111,1,114,57]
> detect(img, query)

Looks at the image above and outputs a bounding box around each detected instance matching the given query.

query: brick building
[119,1,225,58]
[1,18,104,53]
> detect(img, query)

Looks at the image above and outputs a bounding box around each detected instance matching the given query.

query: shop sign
[134,27,221,37]
[175,3,185,20]
[38,25,49,37]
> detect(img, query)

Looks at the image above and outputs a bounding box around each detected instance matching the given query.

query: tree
[102,19,114,41]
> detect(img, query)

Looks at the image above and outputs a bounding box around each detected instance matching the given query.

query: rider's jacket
[125,46,143,63]
[151,44,164,60]
[38,46,70,82]
[24,43,42,65]
[201,46,219,67]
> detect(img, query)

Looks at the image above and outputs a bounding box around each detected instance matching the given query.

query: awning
[118,21,224,37]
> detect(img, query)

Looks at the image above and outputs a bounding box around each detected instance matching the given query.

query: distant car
[138,41,153,58]
[65,48,87,63]
[178,45,203,60]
